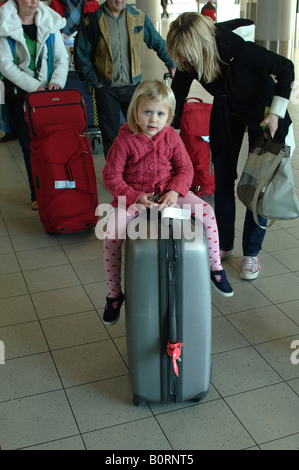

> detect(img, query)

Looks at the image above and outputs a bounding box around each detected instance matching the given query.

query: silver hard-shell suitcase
[125,209,212,406]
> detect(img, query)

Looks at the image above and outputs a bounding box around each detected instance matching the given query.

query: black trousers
[211,107,291,256]
[211,112,267,257]
[6,97,36,202]
[95,84,138,158]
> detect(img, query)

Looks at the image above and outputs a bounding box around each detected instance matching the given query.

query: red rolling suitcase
[25,89,99,233]
[179,97,215,197]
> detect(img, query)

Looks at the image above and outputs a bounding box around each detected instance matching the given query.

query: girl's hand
[158,190,179,209]
[137,192,159,209]
[260,113,279,138]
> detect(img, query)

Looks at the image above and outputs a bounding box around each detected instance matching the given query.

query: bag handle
[251,133,285,229]
[185,97,203,104]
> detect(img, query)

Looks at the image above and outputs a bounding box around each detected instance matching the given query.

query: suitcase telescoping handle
[164,72,171,85]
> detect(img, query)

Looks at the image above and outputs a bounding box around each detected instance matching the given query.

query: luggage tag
[161,207,191,220]
[54,180,76,189]
[149,193,191,220]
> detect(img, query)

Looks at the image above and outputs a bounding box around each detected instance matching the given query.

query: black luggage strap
[167,258,183,378]
[158,217,184,403]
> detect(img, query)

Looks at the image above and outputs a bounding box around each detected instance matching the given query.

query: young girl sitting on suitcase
[101,80,233,326]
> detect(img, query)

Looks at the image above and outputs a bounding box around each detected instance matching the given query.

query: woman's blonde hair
[127,80,176,134]
[167,12,221,83]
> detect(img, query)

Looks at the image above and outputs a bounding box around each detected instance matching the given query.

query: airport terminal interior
[0,0,299,450]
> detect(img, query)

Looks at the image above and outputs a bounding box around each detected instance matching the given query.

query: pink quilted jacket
[102,123,194,209]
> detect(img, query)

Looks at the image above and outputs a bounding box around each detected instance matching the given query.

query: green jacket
[75,3,174,88]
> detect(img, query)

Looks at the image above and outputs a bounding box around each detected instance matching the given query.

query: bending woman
[167,13,295,280]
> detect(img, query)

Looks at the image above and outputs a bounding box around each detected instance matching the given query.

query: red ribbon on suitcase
[167,341,184,377]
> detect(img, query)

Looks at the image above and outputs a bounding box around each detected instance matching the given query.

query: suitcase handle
[185,97,204,104]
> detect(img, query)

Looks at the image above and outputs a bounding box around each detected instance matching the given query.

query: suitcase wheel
[192,397,202,403]
[133,394,146,407]
[191,390,209,403]
[87,128,101,154]
[91,136,100,154]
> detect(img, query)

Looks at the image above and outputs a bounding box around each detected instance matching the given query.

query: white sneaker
[240,256,260,280]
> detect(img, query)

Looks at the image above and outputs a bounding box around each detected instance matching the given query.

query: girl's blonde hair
[167,12,221,83]
[127,80,176,134]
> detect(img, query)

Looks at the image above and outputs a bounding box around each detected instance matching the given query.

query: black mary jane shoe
[103,292,125,326]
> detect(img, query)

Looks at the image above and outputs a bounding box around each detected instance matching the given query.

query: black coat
[171,21,294,149]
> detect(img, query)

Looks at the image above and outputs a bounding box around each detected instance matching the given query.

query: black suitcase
[125,209,212,406]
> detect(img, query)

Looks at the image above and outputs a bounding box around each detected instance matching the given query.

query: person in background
[0,0,16,143]
[49,0,99,37]
[201,0,216,21]
[167,12,294,280]
[0,104,16,142]
[75,0,175,158]
[0,0,68,210]
[161,0,173,19]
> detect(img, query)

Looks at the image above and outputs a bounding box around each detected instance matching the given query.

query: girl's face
[137,98,170,138]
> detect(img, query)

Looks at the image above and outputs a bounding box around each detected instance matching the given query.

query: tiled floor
[1,41,299,451]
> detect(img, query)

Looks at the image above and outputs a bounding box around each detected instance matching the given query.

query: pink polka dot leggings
[103,192,222,298]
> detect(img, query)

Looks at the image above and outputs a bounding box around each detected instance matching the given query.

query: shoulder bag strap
[45,33,55,81]
[251,148,285,229]
[35,45,45,79]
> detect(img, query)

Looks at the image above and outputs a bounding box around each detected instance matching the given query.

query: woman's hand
[48,83,61,90]
[157,190,179,209]
[36,84,61,92]
[260,113,279,138]
[168,68,176,79]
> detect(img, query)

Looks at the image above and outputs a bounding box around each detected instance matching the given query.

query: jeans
[6,97,36,202]
[213,118,267,257]
[95,84,138,157]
